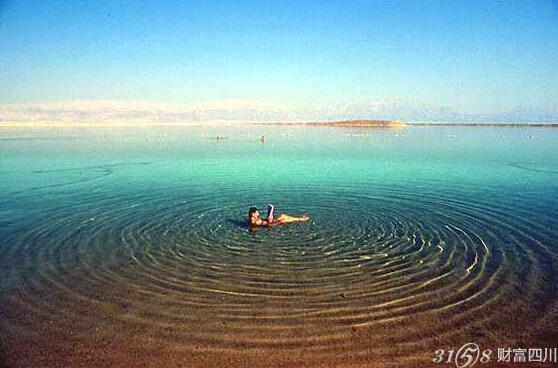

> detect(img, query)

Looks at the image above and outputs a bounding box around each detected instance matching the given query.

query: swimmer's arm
[266,204,275,224]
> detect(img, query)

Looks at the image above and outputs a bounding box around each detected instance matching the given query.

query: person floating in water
[248,204,310,228]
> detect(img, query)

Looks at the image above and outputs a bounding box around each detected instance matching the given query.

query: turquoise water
[1,125,558,367]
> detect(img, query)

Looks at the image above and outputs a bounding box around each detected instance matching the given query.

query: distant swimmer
[248,204,310,228]
[260,135,266,144]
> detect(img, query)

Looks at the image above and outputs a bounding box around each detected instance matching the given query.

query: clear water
[1,125,558,367]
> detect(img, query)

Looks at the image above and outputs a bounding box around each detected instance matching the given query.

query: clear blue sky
[0,1,557,116]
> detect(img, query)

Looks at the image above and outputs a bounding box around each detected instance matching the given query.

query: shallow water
[1,125,558,367]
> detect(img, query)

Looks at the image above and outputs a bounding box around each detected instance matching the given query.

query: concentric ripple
[1,177,558,367]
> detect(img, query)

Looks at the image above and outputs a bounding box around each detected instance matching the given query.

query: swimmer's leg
[275,213,310,224]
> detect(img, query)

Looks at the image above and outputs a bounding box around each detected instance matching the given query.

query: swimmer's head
[248,207,260,226]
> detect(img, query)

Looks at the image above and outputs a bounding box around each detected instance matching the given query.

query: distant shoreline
[259,120,558,128]
[408,122,558,128]
[1,119,558,129]
[267,120,406,128]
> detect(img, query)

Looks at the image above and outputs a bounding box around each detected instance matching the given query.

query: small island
[270,119,407,128]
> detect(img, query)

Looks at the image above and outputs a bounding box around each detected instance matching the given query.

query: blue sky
[0,1,557,122]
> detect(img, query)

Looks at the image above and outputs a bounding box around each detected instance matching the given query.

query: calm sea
[1,124,557,367]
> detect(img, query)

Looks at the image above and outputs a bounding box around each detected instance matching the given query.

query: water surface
[1,125,557,367]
